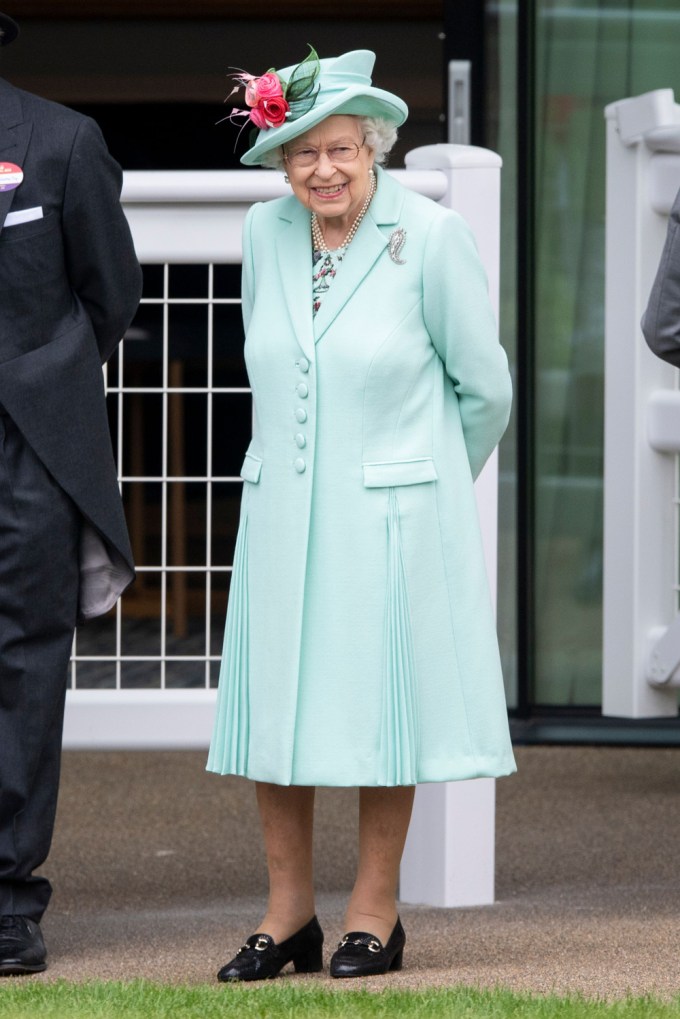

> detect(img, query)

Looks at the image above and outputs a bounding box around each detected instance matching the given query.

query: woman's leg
[255,782,316,942]
[343,786,416,945]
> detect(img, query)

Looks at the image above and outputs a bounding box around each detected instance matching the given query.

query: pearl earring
[284,174,290,183]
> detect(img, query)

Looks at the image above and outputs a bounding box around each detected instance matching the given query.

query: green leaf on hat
[285,44,321,119]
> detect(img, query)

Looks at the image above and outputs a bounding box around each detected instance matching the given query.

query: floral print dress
[312,246,347,316]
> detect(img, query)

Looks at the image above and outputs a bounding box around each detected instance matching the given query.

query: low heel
[293,945,323,973]
[330,918,405,978]
[389,948,403,971]
[218,916,324,982]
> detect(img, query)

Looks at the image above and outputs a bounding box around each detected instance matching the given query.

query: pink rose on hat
[251,72,283,102]
[260,95,289,128]
[224,46,321,137]
[232,70,290,129]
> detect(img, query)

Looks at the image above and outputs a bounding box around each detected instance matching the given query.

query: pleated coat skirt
[208,167,516,787]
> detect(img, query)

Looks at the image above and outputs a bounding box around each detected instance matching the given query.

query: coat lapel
[275,199,316,362]
[0,81,31,235]
[313,166,406,343]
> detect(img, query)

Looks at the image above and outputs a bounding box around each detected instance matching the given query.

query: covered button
[294,458,306,474]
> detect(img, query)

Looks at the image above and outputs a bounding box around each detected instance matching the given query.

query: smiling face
[283,115,375,235]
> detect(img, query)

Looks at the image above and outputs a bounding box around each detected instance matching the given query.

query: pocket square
[4,206,44,227]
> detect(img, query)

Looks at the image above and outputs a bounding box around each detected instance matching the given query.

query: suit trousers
[0,409,80,920]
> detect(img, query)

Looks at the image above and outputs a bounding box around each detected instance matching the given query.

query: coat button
[298,357,310,374]
[294,457,306,474]
[296,382,309,399]
[294,433,307,449]
[295,408,307,423]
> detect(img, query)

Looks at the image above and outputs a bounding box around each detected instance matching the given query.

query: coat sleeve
[422,209,512,480]
[641,186,680,368]
[62,116,143,365]
[241,203,258,334]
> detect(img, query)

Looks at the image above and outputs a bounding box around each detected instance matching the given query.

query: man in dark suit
[642,185,680,367]
[0,11,142,973]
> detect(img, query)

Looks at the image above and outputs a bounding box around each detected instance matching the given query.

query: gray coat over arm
[642,184,680,368]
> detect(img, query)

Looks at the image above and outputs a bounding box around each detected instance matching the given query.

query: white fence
[603,90,680,717]
[63,145,504,907]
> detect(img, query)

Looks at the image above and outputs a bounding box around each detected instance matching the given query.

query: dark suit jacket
[642,185,680,368]
[0,76,142,620]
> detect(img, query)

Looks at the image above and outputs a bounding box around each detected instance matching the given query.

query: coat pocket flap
[362,458,438,488]
[240,452,263,484]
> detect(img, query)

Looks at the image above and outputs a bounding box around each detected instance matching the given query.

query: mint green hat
[239,49,408,167]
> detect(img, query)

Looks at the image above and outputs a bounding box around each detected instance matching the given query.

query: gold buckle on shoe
[254,936,270,952]
[339,936,381,953]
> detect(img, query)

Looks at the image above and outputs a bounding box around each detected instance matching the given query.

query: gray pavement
[24,745,680,998]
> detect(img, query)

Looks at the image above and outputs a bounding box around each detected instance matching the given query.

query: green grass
[0,982,680,1019]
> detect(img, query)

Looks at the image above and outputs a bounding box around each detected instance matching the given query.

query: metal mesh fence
[70,262,249,691]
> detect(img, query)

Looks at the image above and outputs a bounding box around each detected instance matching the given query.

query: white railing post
[603,90,680,718]
[399,144,502,907]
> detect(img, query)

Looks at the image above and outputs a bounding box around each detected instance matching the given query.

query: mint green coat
[208,166,515,787]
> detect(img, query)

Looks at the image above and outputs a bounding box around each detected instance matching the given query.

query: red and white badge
[0,162,24,192]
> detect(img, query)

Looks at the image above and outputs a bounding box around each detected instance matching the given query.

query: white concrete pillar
[400,145,503,907]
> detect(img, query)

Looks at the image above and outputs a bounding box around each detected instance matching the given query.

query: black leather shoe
[217,915,323,982]
[0,916,47,976]
[330,917,405,978]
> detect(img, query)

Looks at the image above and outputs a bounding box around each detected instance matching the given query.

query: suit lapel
[313,166,406,343]
[275,200,315,362]
[0,81,32,235]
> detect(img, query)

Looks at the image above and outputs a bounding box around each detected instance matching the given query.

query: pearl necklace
[311,169,376,253]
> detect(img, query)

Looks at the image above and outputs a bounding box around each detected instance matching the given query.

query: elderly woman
[208,48,515,981]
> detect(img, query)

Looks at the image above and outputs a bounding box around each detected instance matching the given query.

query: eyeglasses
[284,140,365,169]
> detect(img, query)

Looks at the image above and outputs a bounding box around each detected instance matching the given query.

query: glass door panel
[533,0,680,705]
